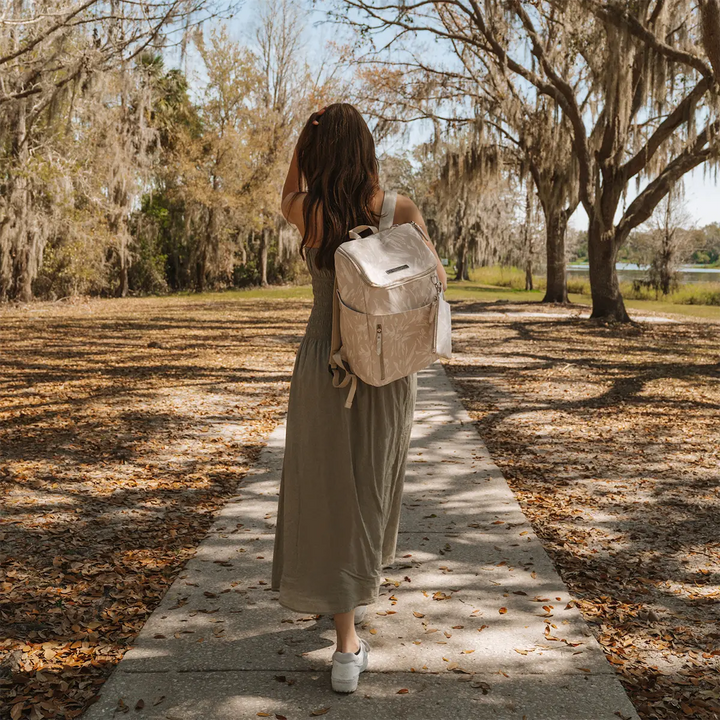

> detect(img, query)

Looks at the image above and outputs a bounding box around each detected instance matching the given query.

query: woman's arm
[281,145,304,228]
[396,195,448,291]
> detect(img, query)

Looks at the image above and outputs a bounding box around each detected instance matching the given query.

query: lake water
[567,263,720,284]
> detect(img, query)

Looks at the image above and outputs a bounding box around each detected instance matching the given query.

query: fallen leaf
[470,680,491,694]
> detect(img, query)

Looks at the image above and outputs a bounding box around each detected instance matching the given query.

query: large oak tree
[342,0,720,320]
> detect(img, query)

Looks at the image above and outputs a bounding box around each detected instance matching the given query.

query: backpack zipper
[376,324,385,380]
[432,276,443,352]
[339,225,436,288]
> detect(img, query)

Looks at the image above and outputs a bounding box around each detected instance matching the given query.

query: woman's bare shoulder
[393,193,423,225]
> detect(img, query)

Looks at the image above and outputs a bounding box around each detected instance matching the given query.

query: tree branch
[618,118,720,234]
[621,76,712,182]
[505,0,593,211]
[589,0,714,79]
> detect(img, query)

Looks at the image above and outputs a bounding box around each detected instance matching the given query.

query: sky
[214,1,720,230]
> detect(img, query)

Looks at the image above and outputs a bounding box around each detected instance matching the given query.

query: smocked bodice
[304,248,334,340]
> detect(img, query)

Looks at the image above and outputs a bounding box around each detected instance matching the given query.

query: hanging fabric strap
[329,278,357,408]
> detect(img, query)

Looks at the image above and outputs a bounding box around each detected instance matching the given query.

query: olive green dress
[271,210,417,615]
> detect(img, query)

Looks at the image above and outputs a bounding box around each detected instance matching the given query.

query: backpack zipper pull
[376,324,382,355]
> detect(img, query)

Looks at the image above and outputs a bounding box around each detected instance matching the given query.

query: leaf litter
[0,295,305,718]
[444,300,720,720]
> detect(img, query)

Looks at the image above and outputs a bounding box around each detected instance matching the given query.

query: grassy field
[452,265,720,318]
[199,271,720,321]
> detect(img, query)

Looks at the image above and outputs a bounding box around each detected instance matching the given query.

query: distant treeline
[570,223,720,267]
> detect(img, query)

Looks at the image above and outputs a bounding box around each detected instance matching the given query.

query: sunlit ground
[1,289,718,718]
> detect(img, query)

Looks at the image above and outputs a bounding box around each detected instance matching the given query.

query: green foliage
[128,208,169,294]
[567,230,588,263]
[689,223,720,266]
[452,265,720,307]
[566,277,591,295]
[34,231,110,299]
[273,254,312,286]
[137,193,191,290]
[624,280,720,306]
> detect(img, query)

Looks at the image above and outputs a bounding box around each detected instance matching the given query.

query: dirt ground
[0,295,308,719]
[444,300,720,720]
[1,294,719,719]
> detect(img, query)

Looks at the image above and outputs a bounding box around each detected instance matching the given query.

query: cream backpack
[329,190,452,408]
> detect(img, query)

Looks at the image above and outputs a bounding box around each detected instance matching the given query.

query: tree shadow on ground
[444,299,720,719]
[79,378,641,720]
[0,296,310,718]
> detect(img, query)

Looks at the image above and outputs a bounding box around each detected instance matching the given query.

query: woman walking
[271,103,447,693]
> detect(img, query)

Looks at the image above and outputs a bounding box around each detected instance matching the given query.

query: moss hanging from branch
[701,0,720,79]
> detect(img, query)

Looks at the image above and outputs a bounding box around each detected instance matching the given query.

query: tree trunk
[260,228,269,286]
[13,98,32,303]
[522,189,534,292]
[196,255,206,292]
[587,218,630,321]
[196,238,207,292]
[660,236,673,295]
[542,211,569,303]
[171,248,180,290]
[117,261,129,298]
[455,239,468,281]
[197,207,214,292]
[116,234,129,298]
[700,0,720,79]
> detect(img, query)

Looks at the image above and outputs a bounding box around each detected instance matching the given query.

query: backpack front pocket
[368,300,437,384]
[337,293,376,384]
[338,293,438,387]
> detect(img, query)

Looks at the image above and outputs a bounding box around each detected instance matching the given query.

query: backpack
[329,190,452,408]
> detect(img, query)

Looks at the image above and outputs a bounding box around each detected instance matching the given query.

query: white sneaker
[353,605,368,625]
[331,638,369,693]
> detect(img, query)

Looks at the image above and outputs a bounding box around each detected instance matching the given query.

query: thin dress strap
[379,190,397,231]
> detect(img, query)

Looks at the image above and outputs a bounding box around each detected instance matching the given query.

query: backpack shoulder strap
[378,190,397,231]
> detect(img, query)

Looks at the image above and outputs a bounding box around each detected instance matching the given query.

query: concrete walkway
[84,364,640,720]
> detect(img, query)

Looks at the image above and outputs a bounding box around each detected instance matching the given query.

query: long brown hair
[295,103,381,269]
